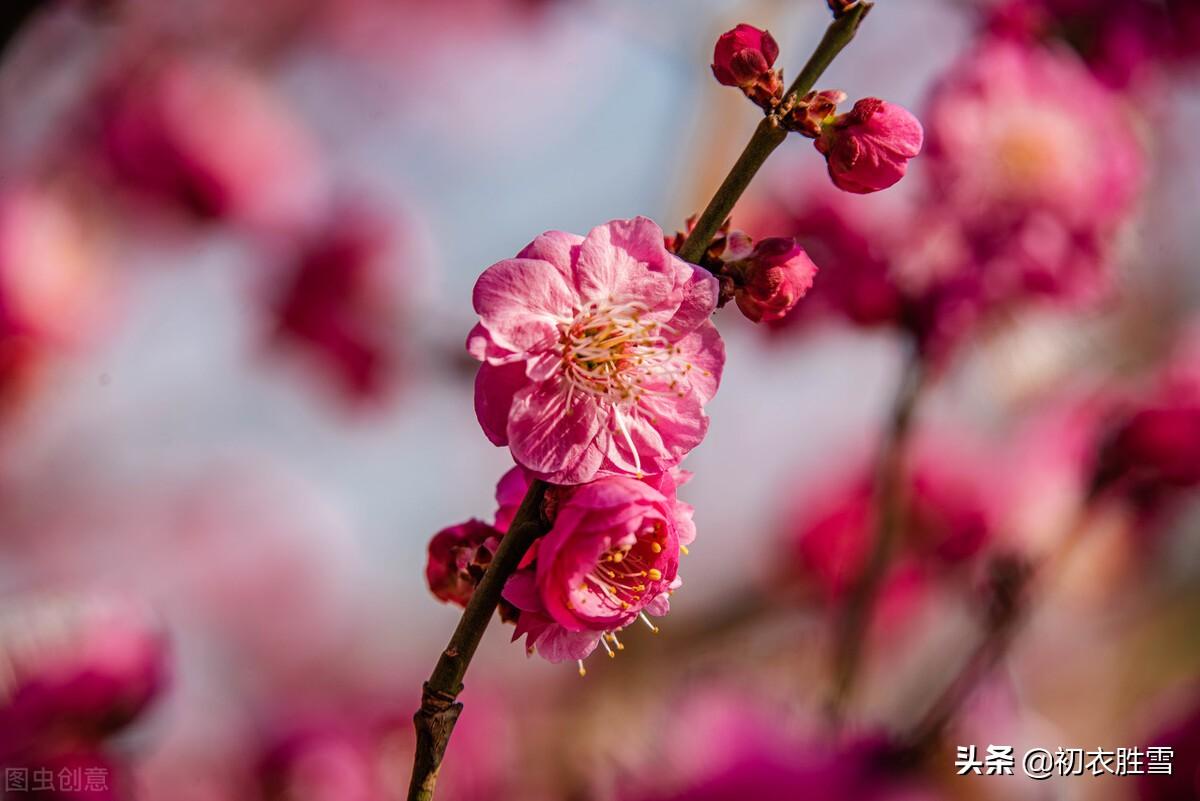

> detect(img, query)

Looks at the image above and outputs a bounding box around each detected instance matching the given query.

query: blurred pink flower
[728,237,819,323]
[468,217,723,484]
[500,467,694,666]
[0,186,111,414]
[0,594,168,760]
[1137,689,1200,801]
[258,718,394,801]
[425,520,502,608]
[96,57,326,233]
[815,98,924,194]
[631,735,942,801]
[786,437,996,602]
[983,0,1191,88]
[269,208,406,404]
[922,38,1143,304]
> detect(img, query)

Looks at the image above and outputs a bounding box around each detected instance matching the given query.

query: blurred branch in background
[828,341,926,725]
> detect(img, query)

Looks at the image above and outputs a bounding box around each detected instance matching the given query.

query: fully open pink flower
[500,467,694,667]
[815,98,924,194]
[469,217,724,484]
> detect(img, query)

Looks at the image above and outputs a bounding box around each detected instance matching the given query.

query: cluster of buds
[666,218,819,324]
[711,24,923,195]
[711,24,784,111]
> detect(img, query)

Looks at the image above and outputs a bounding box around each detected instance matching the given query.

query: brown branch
[827,343,926,725]
[408,479,550,801]
[408,4,879,798]
[676,1,873,265]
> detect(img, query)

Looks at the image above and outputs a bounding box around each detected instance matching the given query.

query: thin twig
[408,479,549,801]
[827,343,926,725]
[408,5,878,798]
[676,2,872,265]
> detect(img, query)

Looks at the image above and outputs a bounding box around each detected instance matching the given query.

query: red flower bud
[815,98,924,194]
[711,24,779,87]
[732,238,819,323]
[425,519,502,607]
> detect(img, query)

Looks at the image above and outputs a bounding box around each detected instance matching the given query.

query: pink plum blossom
[468,217,724,485]
[815,98,924,194]
[498,466,695,668]
[922,39,1142,304]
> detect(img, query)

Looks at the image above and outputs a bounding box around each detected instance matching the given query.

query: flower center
[559,300,686,407]
[572,523,667,617]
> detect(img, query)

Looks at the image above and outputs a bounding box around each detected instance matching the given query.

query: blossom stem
[409,5,878,797]
[827,343,925,725]
[676,2,872,265]
[408,479,550,801]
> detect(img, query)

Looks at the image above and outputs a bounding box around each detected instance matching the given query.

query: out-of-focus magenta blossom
[0,595,168,760]
[499,466,694,666]
[922,39,1142,304]
[425,520,502,607]
[258,718,394,801]
[270,209,405,403]
[983,0,1200,88]
[633,735,941,801]
[711,25,779,87]
[468,217,724,484]
[96,57,326,233]
[787,439,995,602]
[728,238,819,323]
[1137,690,1200,801]
[1093,406,1200,501]
[815,98,924,194]
[0,187,110,413]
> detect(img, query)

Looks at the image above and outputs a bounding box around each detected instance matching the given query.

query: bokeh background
[1,0,1199,799]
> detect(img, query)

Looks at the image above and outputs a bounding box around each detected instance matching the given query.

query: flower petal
[473,257,575,353]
